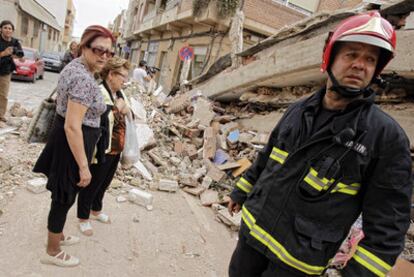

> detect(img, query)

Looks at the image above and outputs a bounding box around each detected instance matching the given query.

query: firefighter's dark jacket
[231,88,412,276]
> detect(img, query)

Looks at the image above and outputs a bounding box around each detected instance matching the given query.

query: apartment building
[122,0,364,91]
[62,0,76,49]
[0,0,62,52]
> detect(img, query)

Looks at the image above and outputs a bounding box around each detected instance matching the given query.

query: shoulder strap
[47,87,57,100]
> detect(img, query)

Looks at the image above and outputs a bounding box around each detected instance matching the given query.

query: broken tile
[232,158,252,177]
[213,149,230,165]
[227,129,240,144]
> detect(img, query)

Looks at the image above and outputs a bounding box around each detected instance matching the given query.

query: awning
[18,0,61,31]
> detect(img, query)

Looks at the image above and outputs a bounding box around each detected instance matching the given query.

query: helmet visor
[338,34,393,52]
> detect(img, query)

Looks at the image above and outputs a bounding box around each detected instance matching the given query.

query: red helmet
[321,11,396,77]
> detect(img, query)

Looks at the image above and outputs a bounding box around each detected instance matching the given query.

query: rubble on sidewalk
[26,178,47,194]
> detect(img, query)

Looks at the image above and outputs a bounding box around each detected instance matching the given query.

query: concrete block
[183,186,205,196]
[128,188,153,211]
[26,178,47,194]
[207,166,226,182]
[203,127,216,160]
[158,179,179,192]
[200,190,219,206]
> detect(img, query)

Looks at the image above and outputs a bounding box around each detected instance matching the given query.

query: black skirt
[33,115,101,204]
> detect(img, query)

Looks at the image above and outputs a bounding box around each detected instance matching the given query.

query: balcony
[132,0,230,37]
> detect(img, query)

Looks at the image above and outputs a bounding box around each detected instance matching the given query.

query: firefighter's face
[329,42,380,89]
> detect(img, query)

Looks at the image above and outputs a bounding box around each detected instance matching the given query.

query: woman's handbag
[26,88,57,143]
[121,112,140,167]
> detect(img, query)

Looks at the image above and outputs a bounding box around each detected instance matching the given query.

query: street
[9,71,60,111]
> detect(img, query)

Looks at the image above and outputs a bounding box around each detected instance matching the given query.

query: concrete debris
[9,103,30,117]
[128,188,153,211]
[158,179,179,192]
[232,158,252,177]
[200,190,220,206]
[26,178,47,194]
[192,98,216,127]
[133,161,153,181]
[116,196,128,203]
[216,208,241,231]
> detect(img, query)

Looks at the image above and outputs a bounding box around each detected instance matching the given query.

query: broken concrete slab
[26,178,47,194]
[203,127,217,160]
[251,132,270,145]
[192,98,216,127]
[128,188,153,211]
[207,166,226,182]
[158,179,179,192]
[183,186,205,196]
[200,189,219,206]
[217,162,241,171]
[133,160,153,181]
[216,208,241,231]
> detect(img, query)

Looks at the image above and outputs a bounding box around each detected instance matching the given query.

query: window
[190,46,208,79]
[21,15,29,35]
[33,21,40,38]
[272,0,319,14]
[48,28,52,40]
[147,41,159,66]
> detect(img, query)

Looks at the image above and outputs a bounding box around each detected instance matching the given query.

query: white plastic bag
[121,113,140,167]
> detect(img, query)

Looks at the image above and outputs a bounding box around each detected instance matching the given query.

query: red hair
[78,25,115,56]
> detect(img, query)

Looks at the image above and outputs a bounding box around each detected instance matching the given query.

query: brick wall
[244,0,306,30]
[317,0,363,12]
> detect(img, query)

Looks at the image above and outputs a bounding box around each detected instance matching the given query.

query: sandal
[90,212,111,224]
[60,235,80,246]
[40,250,80,267]
[79,221,93,236]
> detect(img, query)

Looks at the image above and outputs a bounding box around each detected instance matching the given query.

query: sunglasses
[89,46,115,58]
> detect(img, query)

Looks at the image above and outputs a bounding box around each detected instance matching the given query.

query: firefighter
[228,11,412,277]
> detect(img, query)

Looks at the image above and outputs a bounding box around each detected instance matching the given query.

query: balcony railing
[143,9,157,22]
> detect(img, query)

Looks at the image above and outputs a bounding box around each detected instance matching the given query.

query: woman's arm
[64,99,91,187]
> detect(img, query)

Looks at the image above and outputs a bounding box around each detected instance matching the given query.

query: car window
[23,49,35,60]
[41,53,61,60]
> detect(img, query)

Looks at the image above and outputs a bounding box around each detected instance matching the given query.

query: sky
[72,0,130,38]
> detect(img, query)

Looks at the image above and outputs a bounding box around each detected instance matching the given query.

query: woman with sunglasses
[77,56,131,236]
[33,25,115,267]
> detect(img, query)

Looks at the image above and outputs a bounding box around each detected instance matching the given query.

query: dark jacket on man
[231,88,412,276]
[0,36,22,75]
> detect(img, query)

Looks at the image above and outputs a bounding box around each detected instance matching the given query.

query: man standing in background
[0,20,24,124]
[132,60,151,93]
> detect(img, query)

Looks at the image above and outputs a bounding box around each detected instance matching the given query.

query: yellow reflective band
[304,168,360,196]
[241,205,255,229]
[242,206,326,276]
[270,147,289,164]
[353,246,392,277]
[236,177,253,193]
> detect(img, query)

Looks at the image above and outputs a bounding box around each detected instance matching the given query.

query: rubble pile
[0,110,44,215]
[112,83,295,230]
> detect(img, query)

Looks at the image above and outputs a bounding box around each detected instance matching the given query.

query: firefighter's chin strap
[327,68,380,98]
